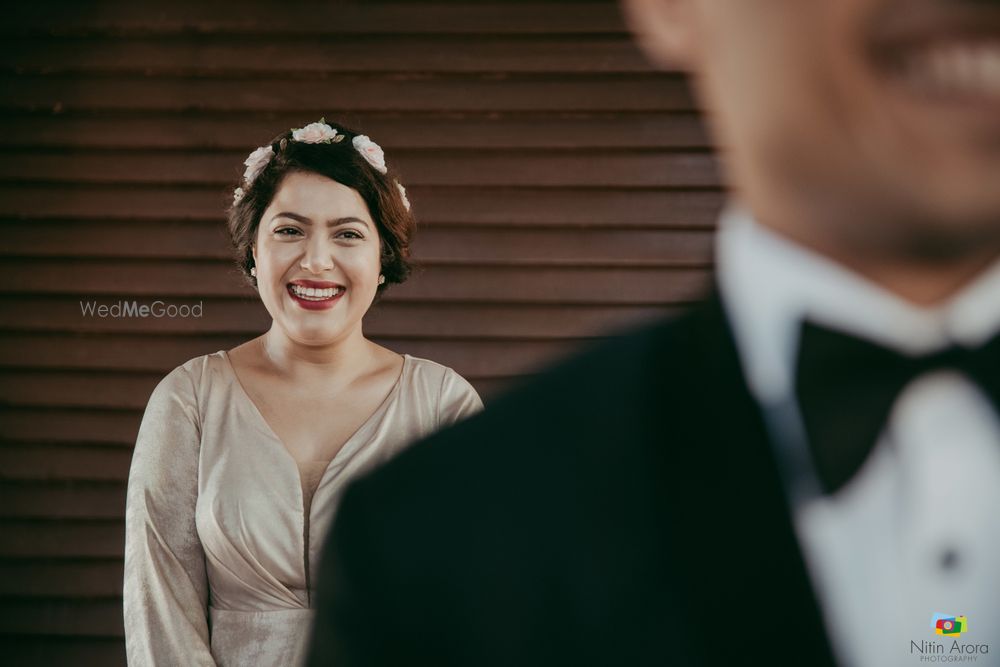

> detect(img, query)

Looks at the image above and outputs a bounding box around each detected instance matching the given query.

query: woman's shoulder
[401,354,468,387]
[401,354,483,418]
[164,350,229,382]
[148,350,231,406]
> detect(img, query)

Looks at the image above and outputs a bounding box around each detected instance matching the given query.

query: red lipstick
[286,280,345,311]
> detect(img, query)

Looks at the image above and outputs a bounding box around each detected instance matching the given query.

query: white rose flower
[395,181,411,211]
[292,121,339,144]
[233,186,245,204]
[242,145,274,184]
[352,135,387,174]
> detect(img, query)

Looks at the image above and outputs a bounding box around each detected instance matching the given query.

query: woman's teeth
[289,285,343,300]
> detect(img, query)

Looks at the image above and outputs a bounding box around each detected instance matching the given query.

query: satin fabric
[124,351,482,666]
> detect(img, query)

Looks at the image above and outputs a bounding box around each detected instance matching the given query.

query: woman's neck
[259,326,374,384]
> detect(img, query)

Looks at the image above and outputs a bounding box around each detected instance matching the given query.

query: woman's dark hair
[226,120,414,295]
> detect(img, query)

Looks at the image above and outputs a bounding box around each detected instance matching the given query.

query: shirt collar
[716,203,1000,405]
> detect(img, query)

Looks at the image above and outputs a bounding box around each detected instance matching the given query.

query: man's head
[624,0,1000,268]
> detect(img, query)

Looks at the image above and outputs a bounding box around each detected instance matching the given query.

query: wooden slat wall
[0,1,722,663]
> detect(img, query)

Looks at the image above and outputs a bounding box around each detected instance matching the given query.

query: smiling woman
[122,119,482,666]
[254,173,386,345]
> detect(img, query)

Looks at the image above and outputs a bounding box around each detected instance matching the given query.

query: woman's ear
[621,0,701,71]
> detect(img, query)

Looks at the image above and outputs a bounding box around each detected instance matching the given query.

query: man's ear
[621,0,700,71]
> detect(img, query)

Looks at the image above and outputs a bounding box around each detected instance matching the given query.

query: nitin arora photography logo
[934,614,968,638]
[909,613,990,663]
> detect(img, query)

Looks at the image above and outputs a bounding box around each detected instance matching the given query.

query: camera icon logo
[931,613,968,637]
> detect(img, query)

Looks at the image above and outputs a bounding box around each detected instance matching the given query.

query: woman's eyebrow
[272,212,371,229]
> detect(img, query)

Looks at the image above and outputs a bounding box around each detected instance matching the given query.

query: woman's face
[253,171,382,347]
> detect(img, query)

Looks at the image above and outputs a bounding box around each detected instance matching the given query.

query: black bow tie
[794,321,1000,495]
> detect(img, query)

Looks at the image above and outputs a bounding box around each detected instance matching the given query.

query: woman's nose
[299,236,335,273]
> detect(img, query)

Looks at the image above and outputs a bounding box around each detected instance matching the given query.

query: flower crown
[232,118,409,211]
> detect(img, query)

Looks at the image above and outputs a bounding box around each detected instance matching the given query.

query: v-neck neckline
[219,349,410,486]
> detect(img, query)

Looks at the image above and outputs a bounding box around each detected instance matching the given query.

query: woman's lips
[286,283,345,311]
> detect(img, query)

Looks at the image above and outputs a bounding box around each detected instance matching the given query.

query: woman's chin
[279,320,357,348]
[263,300,366,348]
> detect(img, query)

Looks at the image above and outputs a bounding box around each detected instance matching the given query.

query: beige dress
[123,351,482,666]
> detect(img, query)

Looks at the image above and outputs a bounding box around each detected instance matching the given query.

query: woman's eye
[338,230,364,240]
[275,227,301,236]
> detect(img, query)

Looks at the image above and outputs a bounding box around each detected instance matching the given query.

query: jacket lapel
[644,292,837,665]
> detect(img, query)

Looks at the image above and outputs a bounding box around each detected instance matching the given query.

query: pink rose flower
[292,121,339,144]
[353,135,387,174]
[242,145,274,184]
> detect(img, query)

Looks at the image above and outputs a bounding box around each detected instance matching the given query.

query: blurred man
[309,1,1000,665]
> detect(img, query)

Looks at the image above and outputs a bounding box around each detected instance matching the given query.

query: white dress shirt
[716,204,1000,667]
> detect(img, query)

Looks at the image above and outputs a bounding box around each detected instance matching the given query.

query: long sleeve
[124,365,216,666]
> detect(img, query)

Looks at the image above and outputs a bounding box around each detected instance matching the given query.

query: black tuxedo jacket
[307,293,839,666]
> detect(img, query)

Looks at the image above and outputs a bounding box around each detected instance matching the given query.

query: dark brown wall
[0,1,722,663]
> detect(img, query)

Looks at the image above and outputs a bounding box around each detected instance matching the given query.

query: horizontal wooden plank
[0,112,712,150]
[0,443,133,482]
[0,481,124,520]
[0,258,255,297]
[3,35,657,74]
[0,408,141,445]
[0,333,246,370]
[0,560,123,597]
[0,219,234,260]
[0,298,676,337]
[2,2,628,37]
[3,3,627,36]
[0,185,724,226]
[0,259,711,302]
[435,226,712,264]
[0,372,162,411]
[0,74,695,114]
[367,301,676,339]
[0,520,124,558]
[0,220,715,265]
[0,598,123,637]
[3,637,125,667]
[0,150,722,188]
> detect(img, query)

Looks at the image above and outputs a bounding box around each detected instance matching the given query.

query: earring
[378,274,386,285]
[250,266,256,277]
